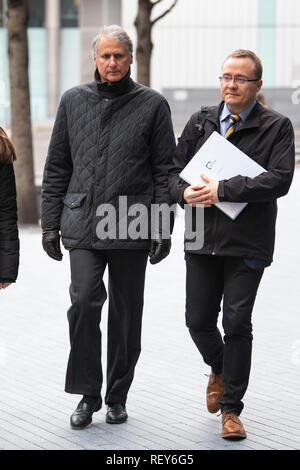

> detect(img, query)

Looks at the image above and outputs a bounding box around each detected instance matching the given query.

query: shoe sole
[71,423,92,430]
[70,418,92,430]
[106,415,128,424]
[207,405,221,414]
[222,432,247,440]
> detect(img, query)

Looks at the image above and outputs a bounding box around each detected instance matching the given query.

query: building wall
[59,28,81,97]
[0,0,81,124]
[1,0,300,125]
[275,0,300,87]
[0,28,48,123]
[0,27,9,124]
[28,29,47,121]
[122,0,300,91]
[0,0,121,125]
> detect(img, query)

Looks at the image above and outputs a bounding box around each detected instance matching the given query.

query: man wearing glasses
[170,50,295,439]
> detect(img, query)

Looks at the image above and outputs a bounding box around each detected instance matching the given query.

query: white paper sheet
[179,131,266,220]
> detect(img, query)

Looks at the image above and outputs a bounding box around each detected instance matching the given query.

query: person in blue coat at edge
[169,50,295,440]
[41,25,175,429]
[0,127,19,291]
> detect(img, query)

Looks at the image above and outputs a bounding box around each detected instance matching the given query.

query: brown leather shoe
[221,412,247,440]
[206,372,223,413]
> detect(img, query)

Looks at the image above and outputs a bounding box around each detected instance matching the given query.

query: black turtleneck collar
[94,68,135,98]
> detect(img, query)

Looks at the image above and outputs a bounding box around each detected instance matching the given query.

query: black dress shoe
[70,396,102,429]
[106,403,128,424]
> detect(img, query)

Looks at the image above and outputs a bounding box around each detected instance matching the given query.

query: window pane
[28,0,45,27]
[61,0,79,28]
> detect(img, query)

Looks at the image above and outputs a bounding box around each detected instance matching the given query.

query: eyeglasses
[219,75,259,85]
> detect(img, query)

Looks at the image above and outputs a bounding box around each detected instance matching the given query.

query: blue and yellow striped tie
[224,114,240,139]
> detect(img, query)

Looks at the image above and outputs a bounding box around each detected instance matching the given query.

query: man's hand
[42,229,63,261]
[149,233,171,264]
[183,175,219,207]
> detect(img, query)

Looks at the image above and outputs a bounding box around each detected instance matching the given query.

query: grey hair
[92,25,133,57]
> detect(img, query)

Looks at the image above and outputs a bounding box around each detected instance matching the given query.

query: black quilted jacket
[41,71,176,250]
[0,162,19,281]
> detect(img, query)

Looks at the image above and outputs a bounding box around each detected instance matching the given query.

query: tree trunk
[134,0,153,87]
[134,0,178,87]
[7,0,39,225]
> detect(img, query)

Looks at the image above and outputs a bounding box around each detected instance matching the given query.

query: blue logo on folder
[205,160,216,170]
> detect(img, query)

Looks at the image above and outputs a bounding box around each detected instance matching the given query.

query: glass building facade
[0,0,80,124]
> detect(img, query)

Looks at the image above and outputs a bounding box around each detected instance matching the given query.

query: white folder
[179,131,266,220]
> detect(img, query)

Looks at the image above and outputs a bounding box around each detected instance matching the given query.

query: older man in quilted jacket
[41,25,175,429]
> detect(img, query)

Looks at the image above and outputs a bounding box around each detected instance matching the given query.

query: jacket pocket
[62,192,87,209]
[60,192,87,241]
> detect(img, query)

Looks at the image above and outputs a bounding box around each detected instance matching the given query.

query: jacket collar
[94,68,135,98]
[202,103,222,132]
[236,101,262,130]
[205,101,262,131]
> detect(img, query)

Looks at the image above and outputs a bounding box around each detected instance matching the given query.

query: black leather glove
[42,228,63,261]
[149,233,171,265]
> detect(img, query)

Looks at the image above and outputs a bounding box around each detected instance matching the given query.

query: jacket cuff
[179,183,190,208]
[217,180,225,201]
[0,239,20,281]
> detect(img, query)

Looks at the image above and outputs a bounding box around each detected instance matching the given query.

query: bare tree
[7,0,38,225]
[134,0,178,87]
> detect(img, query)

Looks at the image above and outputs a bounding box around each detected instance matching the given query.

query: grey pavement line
[0,394,202,451]
[0,437,24,451]
[127,405,299,450]
[2,360,300,448]
[0,408,88,450]
[0,424,45,450]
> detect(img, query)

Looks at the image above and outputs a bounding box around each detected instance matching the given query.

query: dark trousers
[65,248,148,407]
[185,254,264,415]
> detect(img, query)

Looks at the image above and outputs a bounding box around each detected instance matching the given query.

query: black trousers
[65,248,148,407]
[185,254,264,415]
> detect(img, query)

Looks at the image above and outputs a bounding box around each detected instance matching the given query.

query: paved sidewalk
[0,169,300,451]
